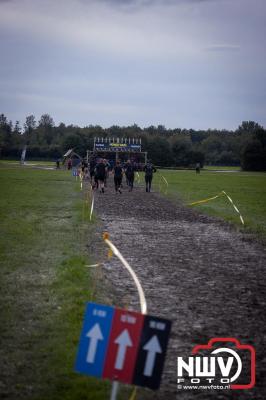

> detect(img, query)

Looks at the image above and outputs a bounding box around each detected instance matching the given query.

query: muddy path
[90,180,266,400]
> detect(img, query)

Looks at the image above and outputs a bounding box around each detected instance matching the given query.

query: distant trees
[0,114,12,144]
[38,114,54,128]
[24,115,36,132]
[38,114,55,146]
[62,133,84,153]
[146,136,173,166]
[241,141,266,171]
[200,134,239,165]
[13,121,21,135]
[187,150,205,168]
[170,135,192,167]
[24,115,37,146]
[236,120,261,135]
[0,114,25,157]
[0,113,265,170]
[0,114,11,157]
[239,122,266,171]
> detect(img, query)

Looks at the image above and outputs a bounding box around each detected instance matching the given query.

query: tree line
[0,113,266,170]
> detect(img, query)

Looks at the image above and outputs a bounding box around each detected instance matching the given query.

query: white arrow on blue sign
[75,302,114,377]
[86,323,104,363]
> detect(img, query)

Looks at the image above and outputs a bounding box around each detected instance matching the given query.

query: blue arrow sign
[75,302,114,377]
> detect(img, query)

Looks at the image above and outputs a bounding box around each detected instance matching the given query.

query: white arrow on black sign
[143,335,162,376]
[86,323,104,363]
[114,329,133,370]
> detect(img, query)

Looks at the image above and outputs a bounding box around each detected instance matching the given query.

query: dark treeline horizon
[1,113,266,170]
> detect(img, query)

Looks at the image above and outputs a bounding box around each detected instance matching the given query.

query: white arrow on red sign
[143,335,162,376]
[114,329,133,370]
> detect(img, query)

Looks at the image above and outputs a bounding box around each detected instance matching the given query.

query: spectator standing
[67,158,72,170]
[196,162,201,174]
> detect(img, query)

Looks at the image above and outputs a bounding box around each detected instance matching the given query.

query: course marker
[90,193,94,221]
[188,191,245,225]
[75,302,171,391]
[108,249,113,259]
[158,173,168,194]
[188,193,223,206]
[222,191,244,225]
[128,387,137,400]
[161,174,168,187]
[84,235,171,397]
[85,263,102,268]
[103,233,147,315]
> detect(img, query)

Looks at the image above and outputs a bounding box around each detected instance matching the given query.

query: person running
[144,160,156,192]
[113,160,123,194]
[103,159,110,187]
[89,157,97,186]
[84,159,89,179]
[124,159,135,192]
[81,159,88,180]
[95,158,107,193]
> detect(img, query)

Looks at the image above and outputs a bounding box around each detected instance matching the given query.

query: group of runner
[85,157,156,194]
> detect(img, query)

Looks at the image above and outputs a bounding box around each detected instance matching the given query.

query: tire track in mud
[91,183,266,400]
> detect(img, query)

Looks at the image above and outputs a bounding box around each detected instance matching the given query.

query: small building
[63,149,83,168]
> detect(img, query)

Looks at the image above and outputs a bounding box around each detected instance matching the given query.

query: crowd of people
[76,157,157,194]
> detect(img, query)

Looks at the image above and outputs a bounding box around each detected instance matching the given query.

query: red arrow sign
[103,308,144,384]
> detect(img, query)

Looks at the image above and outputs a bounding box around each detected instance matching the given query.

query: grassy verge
[0,164,111,399]
[0,160,56,167]
[152,169,266,239]
[203,165,241,171]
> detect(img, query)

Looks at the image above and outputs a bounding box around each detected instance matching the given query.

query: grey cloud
[206,45,241,52]
[84,0,221,7]
[1,0,265,129]
[96,0,219,3]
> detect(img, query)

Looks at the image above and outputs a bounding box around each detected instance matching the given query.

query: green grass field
[203,165,241,171]
[1,162,266,399]
[153,168,266,238]
[0,160,56,167]
[0,164,112,400]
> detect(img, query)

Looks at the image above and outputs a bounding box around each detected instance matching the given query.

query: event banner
[94,142,141,152]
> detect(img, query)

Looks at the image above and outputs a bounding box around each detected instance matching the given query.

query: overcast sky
[0,0,265,130]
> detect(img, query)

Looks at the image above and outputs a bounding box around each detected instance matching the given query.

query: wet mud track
[91,183,266,400]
